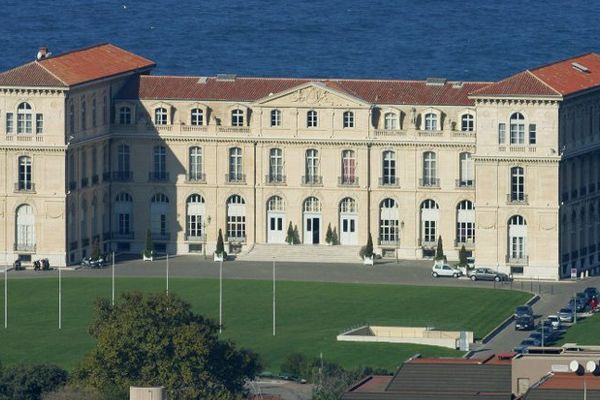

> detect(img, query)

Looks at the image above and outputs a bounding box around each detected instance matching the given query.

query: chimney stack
[36,47,50,60]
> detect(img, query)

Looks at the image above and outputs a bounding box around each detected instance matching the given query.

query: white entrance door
[340,214,357,245]
[267,212,285,243]
[303,213,320,244]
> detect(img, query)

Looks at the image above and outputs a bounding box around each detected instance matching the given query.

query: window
[307,110,318,128]
[17,102,32,134]
[422,151,437,186]
[6,113,13,133]
[343,111,354,128]
[498,123,506,144]
[153,146,167,179]
[227,195,246,240]
[270,109,281,127]
[456,200,475,244]
[117,144,130,174]
[341,150,356,184]
[269,148,283,182]
[81,98,86,130]
[267,195,285,212]
[511,167,525,202]
[303,197,321,212]
[92,98,97,128]
[461,114,474,132]
[102,95,107,125]
[115,192,133,235]
[191,108,203,126]
[529,124,537,145]
[510,112,525,144]
[384,112,398,130]
[154,108,167,125]
[69,102,75,135]
[379,198,399,244]
[186,194,205,239]
[305,149,319,182]
[35,114,43,134]
[18,156,32,190]
[150,193,169,236]
[420,199,439,244]
[92,147,98,178]
[119,107,132,125]
[231,109,244,127]
[80,200,88,240]
[189,146,203,181]
[424,113,437,131]
[382,150,396,185]
[459,152,474,186]
[508,215,527,260]
[16,204,35,251]
[229,147,243,181]
[80,150,87,181]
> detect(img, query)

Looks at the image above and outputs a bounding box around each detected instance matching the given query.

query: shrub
[332,227,339,245]
[216,228,225,256]
[143,228,154,258]
[325,224,333,244]
[435,235,445,261]
[359,233,374,258]
[292,225,301,244]
[286,222,294,244]
[0,364,68,400]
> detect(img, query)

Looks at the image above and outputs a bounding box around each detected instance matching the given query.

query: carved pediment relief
[256,83,367,108]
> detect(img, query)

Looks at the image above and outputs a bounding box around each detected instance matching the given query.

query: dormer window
[17,102,32,134]
[232,109,244,127]
[191,108,204,126]
[461,114,474,132]
[119,107,132,125]
[307,110,318,128]
[343,111,354,128]
[271,109,281,127]
[155,107,167,125]
[384,112,398,130]
[424,112,437,131]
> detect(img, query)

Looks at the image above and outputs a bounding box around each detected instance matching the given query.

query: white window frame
[307,110,318,128]
[270,109,281,127]
[343,111,354,128]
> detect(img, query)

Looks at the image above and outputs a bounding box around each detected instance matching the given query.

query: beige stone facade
[1,44,600,280]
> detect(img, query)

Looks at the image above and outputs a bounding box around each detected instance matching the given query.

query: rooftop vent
[426,77,447,86]
[36,47,51,60]
[216,74,237,81]
[197,77,208,84]
[452,81,464,88]
[571,62,590,73]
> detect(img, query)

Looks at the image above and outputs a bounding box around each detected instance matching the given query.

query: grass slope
[559,312,600,345]
[0,277,529,371]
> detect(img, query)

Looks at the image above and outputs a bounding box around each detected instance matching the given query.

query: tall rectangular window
[341,150,356,183]
[153,145,166,178]
[382,151,396,184]
[305,149,319,181]
[6,113,13,133]
[92,98,97,128]
[423,151,437,186]
[511,167,525,201]
[35,114,43,134]
[270,109,281,127]
[529,124,537,145]
[307,110,318,128]
[229,147,243,181]
[18,156,32,190]
[189,147,203,180]
[81,99,86,130]
[269,148,283,182]
[498,123,506,144]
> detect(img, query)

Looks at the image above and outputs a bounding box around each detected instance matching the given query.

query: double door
[339,214,357,245]
[267,212,285,243]
[304,214,320,244]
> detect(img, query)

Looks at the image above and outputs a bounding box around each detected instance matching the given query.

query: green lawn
[0,278,529,372]
[559,312,600,345]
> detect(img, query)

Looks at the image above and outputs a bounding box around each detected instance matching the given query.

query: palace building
[1,43,599,280]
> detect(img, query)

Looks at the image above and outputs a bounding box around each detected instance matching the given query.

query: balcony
[225,173,246,184]
[152,232,171,241]
[455,179,475,189]
[302,175,323,186]
[13,243,36,253]
[418,130,443,137]
[378,177,400,187]
[112,232,135,240]
[148,171,169,182]
[186,173,206,184]
[14,182,36,193]
[454,239,475,249]
[185,234,206,242]
[227,236,246,243]
[265,174,286,185]
[113,171,133,182]
[506,255,529,265]
[506,194,528,205]
[81,177,89,188]
[419,178,440,188]
[338,176,359,187]
[418,239,436,248]
[379,238,399,247]
[91,175,99,185]
[217,126,251,134]
[374,129,406,137]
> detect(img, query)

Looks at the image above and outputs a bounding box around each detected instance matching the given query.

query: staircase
[238,244,363,263]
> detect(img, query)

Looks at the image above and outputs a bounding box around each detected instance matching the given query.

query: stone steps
[238,244,363,263]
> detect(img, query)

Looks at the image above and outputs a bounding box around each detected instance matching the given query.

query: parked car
[529,332,551,346]
[558,307,575,323]
[81,256,105,269]
[526,334,543,347]
[469,267,511,282]
[576,292,590,305]
[514,339,538,354]
[515,315,535,331]
[547,315,561,330]
[514,305,534,319]
[584,287,599,299]
[568,298,587,313]
[432,264,462,278]
[534,326,558,343]
[466,257,475,269]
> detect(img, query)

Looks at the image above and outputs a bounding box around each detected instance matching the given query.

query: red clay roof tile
[469,71,560,97]
[531,53,600,96]
[0,62,65,87]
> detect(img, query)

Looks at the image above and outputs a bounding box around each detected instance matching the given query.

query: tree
[360,232,374,258]
[332,227,339,245]
[143,228,154,258]
[216,228,225,256]
[0,364,68,400]
[43,384,103,400]
[74,292,261,400]
[459,244,468,267]
[91,239,101,260]
[292,225,301,245]
[325,223,333,244]
[286,222,294,244]
[435,235,445,261]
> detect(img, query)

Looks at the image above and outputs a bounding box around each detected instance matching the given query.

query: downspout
[253,141,257,247]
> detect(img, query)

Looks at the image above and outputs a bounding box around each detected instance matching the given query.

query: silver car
[469,267,511,282]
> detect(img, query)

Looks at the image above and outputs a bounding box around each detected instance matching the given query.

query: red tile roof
[470,71,560,97]
[539,373,600,390]
[117,75,490,106]
[0,43,155,88]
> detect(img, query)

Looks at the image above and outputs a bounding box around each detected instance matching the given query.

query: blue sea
[1,0,600,81]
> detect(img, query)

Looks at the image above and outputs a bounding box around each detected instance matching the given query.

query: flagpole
[4,263,7,329]
[166,253,169,296]
[219,258,223,334]
[58,265,62,330]
[273,257,276,336]
[111,252,115,306]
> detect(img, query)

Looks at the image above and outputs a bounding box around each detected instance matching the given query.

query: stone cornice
[473,155,560,164]
[0,87,67,96]
[0,145,67,152]
[473,97,560,106]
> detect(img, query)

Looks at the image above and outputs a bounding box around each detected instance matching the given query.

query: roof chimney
[36,47,51,61]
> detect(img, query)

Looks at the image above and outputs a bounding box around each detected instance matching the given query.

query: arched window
[510,112,525,144]
[307,110,318,128]
[461,114,474,132]
[268,148,284,183]
[508,215,527,261]
[303,197,321,212]
[379,198,399,244]
[270,109,281,127]
[341,150,356,185]
[189,146,203,181]
[16,204,35,251]
[267,195,285,212]
[228,147,243,182]
[382,150,396,185]
[420,199,439,246]
[422,151,438,186]
[340,197,357,213]
[231,109,244,127]
[17,102,32,134]
[119,107,131,125]
[191,108,203,126]
[154,107,167,125]
[227,195,246,240]
[510,167,525,202]
[186,194,205,239]
[459,152,474,187]
[18,156,32,191]
[150,193,169,238]
[343,111,354,128]
[456,200,475,244]
[384,112,398,130]
[152,145,167,181]
[424,113,437,131]
[304,149,320,184]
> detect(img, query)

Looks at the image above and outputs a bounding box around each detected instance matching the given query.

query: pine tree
[286,222,294,244]
[435,235,445,261]
[325,223,333,244]
[292,225,301,244]
[144,229,154,258]
[216,229,225,256]
[459,244,468,267]
[360,232,374,258]
[332,227,339,245]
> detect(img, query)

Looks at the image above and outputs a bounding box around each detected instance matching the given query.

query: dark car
[515,315,535,331]
[568,298,587,313]
[514,305,534,319]
[469,267,511,282]
[531,327,557,345]
[576,292,590,305]
[584,287,599,299]
[514,339,537,354]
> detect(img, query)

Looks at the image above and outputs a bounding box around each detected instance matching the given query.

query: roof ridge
[38,42,111,62]
[34,60,68,86]
[529,52,597,72]
[525,69,562,95]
